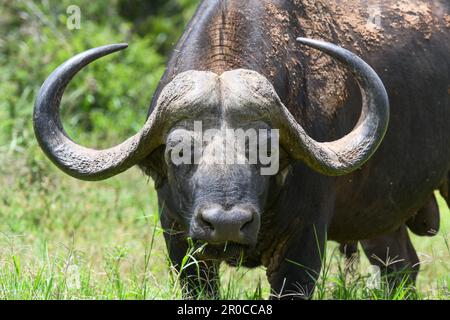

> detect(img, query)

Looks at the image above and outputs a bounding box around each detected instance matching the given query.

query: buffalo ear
[138,145,167,189]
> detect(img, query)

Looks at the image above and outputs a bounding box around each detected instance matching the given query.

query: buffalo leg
[339,241,359,273]
[268,224,326,300]
[360,224,420,291]
[339,242,358,259]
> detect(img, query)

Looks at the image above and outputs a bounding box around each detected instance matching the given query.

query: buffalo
[33,0,449,299]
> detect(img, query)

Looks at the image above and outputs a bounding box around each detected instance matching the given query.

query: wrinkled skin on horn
[33,45,220,180]
[224,38,389,176]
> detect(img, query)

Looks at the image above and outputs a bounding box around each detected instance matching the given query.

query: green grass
[0,149,448,299]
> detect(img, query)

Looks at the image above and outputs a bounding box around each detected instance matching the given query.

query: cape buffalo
[33,0,449,299]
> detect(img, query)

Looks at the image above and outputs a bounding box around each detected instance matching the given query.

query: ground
[0,154,448,299]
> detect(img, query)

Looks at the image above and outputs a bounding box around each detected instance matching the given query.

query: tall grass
[0,152,448,300]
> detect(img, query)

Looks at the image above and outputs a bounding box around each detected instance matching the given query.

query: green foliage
[0,0,198,152]
[117,0,199,55]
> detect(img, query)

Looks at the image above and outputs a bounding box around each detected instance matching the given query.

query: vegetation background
[0,0,448,299]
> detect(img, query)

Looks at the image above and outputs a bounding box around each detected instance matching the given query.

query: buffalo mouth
[192,240,253,262]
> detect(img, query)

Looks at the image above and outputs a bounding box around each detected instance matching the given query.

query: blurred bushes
[117,0,198,55]
[0,0,199,156]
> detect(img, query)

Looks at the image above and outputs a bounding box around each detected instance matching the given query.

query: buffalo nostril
[199,207,221,228]
[199,214,214,230]
[240,215,254,231]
